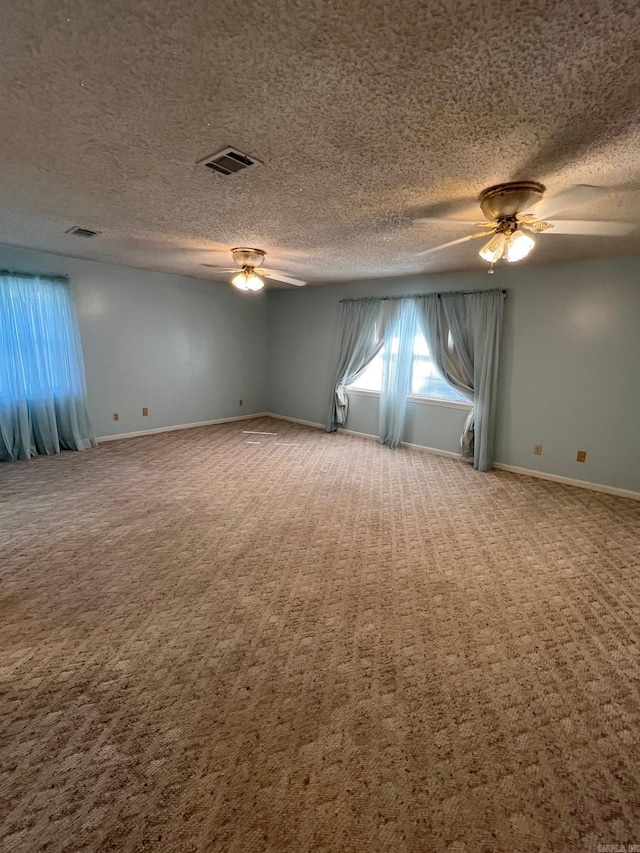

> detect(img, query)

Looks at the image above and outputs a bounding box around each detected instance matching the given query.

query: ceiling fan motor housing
[479,181,545,221]
[231,247,266,269]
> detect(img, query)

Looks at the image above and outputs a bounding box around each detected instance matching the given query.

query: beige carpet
[1,417,639,852]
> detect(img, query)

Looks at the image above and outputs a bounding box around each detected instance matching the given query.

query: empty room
[1,1,639,851]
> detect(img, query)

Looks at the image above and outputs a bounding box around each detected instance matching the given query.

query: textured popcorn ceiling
[1,0,640,285]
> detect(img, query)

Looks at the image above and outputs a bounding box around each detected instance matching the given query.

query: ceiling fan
[416,182,635,273]
[202,247,307,290]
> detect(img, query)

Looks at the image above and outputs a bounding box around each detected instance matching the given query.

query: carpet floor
[1,417,639,852]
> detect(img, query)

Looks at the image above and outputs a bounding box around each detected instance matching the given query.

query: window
[0,272,95,461]
[0,275,84,403]
[347,331,469,404]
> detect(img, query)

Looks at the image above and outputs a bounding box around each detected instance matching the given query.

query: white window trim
[346,387,473,411]
[407,394,472,411]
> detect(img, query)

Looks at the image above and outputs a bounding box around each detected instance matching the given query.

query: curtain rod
[339,289,506,303]
[0,269,69,281]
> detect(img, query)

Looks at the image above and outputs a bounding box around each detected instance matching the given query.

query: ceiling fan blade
[416,231,494,256]
[543,219,635,236]
[527,185,602,219]
[259,267,304,278]
[415,217,492,228]
[200,265,238,271]
[260,270,307,286]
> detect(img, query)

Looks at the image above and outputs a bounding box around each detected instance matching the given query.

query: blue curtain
[415,290,504,471]
[0,273,96,461]
[379,299,418,449]
[326,299,395,431]
[464,290,504,470]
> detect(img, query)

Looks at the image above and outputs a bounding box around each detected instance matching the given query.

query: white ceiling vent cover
[199,147,261,176]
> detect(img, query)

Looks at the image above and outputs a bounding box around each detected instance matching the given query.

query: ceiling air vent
[66,226,100,238]
[199,147,261,176]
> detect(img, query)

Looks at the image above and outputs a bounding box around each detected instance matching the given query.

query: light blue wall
[3,242,639,493]
[0,245,268,438]
[267,256,640,493]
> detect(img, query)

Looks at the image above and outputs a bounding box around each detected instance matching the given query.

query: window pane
[412,332,468,402]
[345,331,469,404]
[348,350,383,391]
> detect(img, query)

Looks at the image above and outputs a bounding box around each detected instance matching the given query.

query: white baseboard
[267,414,463,460]
[342,428,463,460]
[493,463,640,502]
[97,412,269,443]
[264,412,325,430]
[403,441,463,459]
[341,428,464,460]
[266,412,640,502]
[340,427,377,440]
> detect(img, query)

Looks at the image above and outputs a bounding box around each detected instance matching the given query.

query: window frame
[345,330,472,410]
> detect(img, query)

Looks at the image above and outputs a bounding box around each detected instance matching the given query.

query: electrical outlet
[112,412,119,422]
[142,407,148,416]
[533,444,542,456]
[239,399,243,406]
[576,450,587,463]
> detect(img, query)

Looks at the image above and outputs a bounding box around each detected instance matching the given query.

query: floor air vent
[199,147,261,175]
[66,226,100,237]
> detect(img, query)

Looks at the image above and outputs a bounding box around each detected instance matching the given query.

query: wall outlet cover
[113,412,119,421]
[577,450,587,462]
[534,445,543,455]
[142,407,149,416]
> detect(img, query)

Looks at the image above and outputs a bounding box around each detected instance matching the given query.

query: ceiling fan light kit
[506,230,535,262]
[479,226,535,266]
[232,270,265,291]
[479,231,507,264]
